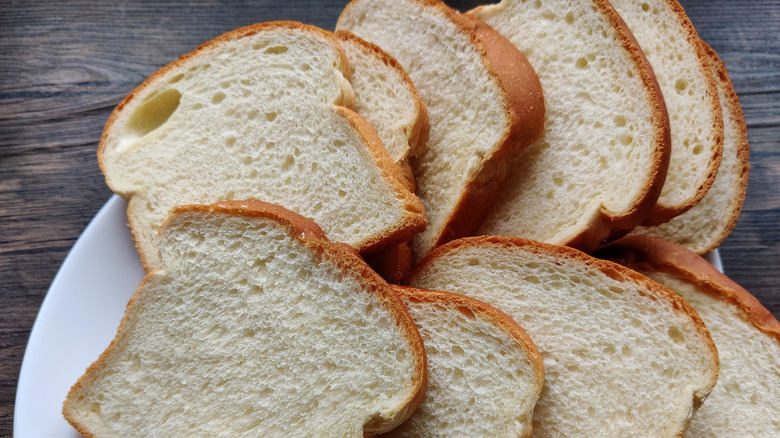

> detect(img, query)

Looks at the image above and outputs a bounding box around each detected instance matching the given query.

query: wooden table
[1,0,777,434]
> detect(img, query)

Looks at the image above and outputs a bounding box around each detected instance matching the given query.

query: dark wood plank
[1,0,778,435]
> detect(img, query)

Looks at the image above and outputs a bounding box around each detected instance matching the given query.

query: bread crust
[406,234,720,424]
[428,3,545,250]
[63,199,428,437]
[334,29,430,190]
[339,0,545,258]
[97,21,426,271]
[637,0,724,225]
[393,285,545,391]
[469,0,670,252]
[597,235,780,343]
[698,42,750,252]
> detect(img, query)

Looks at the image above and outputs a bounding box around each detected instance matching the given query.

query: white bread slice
[471,0,670,251]
[384,286,544,438]
[337,0,545,261]
[63,200,427,437]
[629,43,749,253]
[597,236,780,437]
[334,30,427,282]
[609,0,724,224]
[98,22,425,271]
[408,236,719,438]
[335,30,429,189]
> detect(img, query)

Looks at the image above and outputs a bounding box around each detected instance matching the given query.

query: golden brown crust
[365,241,415,284]
[596,235,780,344]
[468,0,670,252]
[64,200,428,437]
[697,41,750,253]
[334,105,427,255]
[640,0,724,226]
[393,284,545,393]
[334,30,430,169]
[406,234,720,411]
[404,0,546,251]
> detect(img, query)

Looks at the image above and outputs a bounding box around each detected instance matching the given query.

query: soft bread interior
[100,23,424,270]
[338,0,514,258]
[409,238,718,438]
[386,287,543,438]
[641,272,780,437]
[472,0,667,247]
[63,202,426,437]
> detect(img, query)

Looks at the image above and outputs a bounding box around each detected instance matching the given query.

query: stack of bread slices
[64,1,777,437]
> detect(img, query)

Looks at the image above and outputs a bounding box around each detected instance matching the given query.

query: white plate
[14,196,144,437]
[13,195,723,436]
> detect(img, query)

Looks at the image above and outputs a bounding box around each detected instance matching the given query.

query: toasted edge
[639,0,724,225]
[64,199,428,437]
[596,235,780,342]
[390,284,544,438]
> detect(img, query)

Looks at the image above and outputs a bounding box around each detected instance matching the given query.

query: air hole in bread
[211,91,226,105]
[641,2,650,12]
[125,88,181,140]
[675,78,689,95]
[692,144,704,155]
[614,115,626,127]
[264,45,289,55]
[575,57,588,69]
[265,111,277,122]
[168,73,185,84]
[668,326,686,344]
[620,135,634,146]
[247,109,259,120]
[565,12,575,24]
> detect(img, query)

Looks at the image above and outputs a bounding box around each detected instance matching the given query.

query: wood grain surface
[1,0,778,435]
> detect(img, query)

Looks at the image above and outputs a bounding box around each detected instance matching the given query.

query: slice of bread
[629,42,749,253]
[98,21,425,271]
[336,30,429,190]
[384,286,544,438]
[408,236,719,437]
[597,236,780,437]
[334,30,427,282]
[609,0,724,224]
[470,0,670,252]
[63,200,427,437]
[338,0,545,261]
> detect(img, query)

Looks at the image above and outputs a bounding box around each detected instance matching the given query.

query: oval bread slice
[63,200,427,437]
[609,0,724,224]
[384,286,544,438]
[408,236,719,437]
[629,42,749,252]
[471,0,670,251]
[338,0,545,261]
[98,21,425,271]
[597,235,780,437]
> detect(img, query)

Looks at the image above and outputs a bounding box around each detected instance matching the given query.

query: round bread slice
[629,42,749,253]
[408,236,718,438]
[384,286,544,438]
[609,0,724,224]
[63,200,427,437]
[597,235,780,437]
[471,0,670,252]
[338,0,545,261]
[98,21,425,271]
